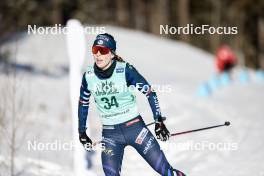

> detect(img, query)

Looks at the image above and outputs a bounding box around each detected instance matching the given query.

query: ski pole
[92,117,166,146]
[170,121,230,137]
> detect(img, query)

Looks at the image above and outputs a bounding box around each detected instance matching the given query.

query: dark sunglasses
[92,46,110,55]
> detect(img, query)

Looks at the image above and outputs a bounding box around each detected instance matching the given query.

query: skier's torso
[85,61,139,125]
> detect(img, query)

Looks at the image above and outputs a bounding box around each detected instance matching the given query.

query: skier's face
[93,49,114,70]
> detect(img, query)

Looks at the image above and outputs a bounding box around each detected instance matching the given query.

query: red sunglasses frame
[92,46,111,55]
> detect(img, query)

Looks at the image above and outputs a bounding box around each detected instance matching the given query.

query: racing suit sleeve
[125,63,162,120]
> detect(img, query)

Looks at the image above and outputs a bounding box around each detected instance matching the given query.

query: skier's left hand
[155,116,170,141]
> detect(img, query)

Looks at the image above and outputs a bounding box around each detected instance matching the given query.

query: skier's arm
[78,73,91,134]
[125,63,162,120]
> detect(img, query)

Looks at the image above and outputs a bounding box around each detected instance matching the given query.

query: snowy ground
[0,26,263,176]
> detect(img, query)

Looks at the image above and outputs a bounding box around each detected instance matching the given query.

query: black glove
[79,132,93,151]
[155,117,170,141]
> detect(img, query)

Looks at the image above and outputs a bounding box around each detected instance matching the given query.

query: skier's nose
[96,51,102,57]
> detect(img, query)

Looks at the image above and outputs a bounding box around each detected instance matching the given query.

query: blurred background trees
[0,0,263,69]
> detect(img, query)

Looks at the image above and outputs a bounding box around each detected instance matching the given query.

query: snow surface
[0,26,263,176]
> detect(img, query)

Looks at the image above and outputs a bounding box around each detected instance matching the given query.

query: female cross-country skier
[78,33,186,176]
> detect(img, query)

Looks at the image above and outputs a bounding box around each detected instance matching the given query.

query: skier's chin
[96,61,107,69]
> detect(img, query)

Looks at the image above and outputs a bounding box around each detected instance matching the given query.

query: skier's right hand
[79,132,93,151]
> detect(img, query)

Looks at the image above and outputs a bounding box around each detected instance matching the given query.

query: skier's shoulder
[124,61,141,82]
[124,61,136,72]
[84,65,95,76]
